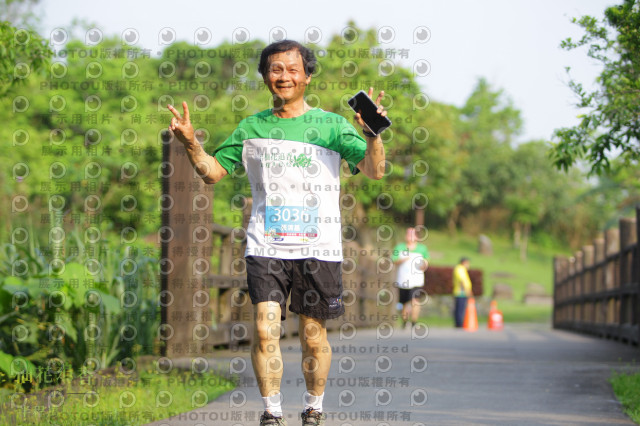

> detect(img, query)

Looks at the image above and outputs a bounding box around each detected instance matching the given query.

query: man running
[168,39,387,426]
[392,227,429,330]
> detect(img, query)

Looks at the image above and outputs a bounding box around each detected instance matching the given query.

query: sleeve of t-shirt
[211,124,246,175]
[419,244,430,260]
[336,119,367,175]
[391,244,404,262]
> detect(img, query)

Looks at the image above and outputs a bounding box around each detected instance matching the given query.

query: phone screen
[347,91,392,135]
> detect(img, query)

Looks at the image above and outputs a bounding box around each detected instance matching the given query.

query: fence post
[593,237,605,327]
[593,237,605,293]
[583,245,594,326]
[574,251,584,324]
[604,228,619,291]
[553,257,563,329]
[566,256,575,328]
[636,206,640,345]
[160,135,214,358]
[604,228,620,332]
[619,216,637,341]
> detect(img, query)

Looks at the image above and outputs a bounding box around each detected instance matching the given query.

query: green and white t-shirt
[213,108,367,261]
[391,243,430,289]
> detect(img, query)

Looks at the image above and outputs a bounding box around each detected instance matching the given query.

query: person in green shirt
[392,227,429,329]
[452,257,473,327]
[168,39,388,426]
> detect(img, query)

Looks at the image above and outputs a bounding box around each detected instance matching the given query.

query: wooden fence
[160,135,395,358]
[425,266,483,296]
[553,206,639,345]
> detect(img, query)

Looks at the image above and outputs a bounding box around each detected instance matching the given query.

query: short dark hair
[460,257,470,264]
[258,40,316,77]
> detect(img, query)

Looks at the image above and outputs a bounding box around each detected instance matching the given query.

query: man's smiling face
[264,49,311,106]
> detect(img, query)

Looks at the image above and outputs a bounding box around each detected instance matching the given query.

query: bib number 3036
[265,205,319,244]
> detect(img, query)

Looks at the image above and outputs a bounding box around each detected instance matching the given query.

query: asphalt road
[147,322,639,426]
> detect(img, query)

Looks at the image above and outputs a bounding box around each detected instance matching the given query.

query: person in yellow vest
[452,257,472,328]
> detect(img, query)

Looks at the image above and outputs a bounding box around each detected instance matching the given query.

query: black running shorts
[398,287,424,304]
[245,256,344,320]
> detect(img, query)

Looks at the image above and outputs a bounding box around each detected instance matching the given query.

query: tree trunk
[447,206,460,237]
[520,222,530,262]
[513,222,521,248]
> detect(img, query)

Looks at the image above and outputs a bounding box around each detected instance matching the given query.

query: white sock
[303,391,324,412]
[262,393,283,417]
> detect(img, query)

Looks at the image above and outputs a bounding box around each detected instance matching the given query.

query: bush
[0,223,160,392]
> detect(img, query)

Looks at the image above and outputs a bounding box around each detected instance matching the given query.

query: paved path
[148,323,638,426]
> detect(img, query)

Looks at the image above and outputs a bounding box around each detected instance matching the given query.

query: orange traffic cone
[463,298,478,332]
[488,300,503,331]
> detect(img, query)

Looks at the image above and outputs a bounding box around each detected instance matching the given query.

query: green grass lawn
[415,299,552,328]
[417,229,560,325]
[0,367,235,426]
[425,229,565,299]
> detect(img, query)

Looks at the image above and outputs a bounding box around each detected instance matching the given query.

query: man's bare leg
[402,301,412,327]
[410,297,422,323]
[299,314,331,397]
[251,301,283,399]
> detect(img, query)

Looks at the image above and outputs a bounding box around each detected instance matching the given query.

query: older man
[168,39,388,426]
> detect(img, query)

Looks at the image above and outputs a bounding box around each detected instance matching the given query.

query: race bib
[265,198,319,245]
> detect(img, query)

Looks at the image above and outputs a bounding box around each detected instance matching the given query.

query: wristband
[362,129,376,138]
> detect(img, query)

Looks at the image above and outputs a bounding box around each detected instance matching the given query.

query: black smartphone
[347,90,392,136]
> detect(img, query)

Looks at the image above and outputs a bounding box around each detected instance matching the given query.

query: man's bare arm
[182,142,228,184]
[168,102,228,184]
[356,135,386,180]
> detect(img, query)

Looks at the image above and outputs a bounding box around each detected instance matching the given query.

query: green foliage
[443,78,523,230]
[0,365,235,425]
[0,21,626,249]
[551,0,640,175]
[0,20,52,96]
[0,225,160,389]
[0,351,36,378]
[610,370,640,424]
[584,160,640,221]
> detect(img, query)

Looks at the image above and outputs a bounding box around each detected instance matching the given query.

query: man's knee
[301,318,326,339]
[253,302,282,341]
[254,320,282,342]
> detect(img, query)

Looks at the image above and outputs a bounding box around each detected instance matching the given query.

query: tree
[505,142,550,260]
[0,20,52,96]
[448,78,522,234]
[551,0,640,175]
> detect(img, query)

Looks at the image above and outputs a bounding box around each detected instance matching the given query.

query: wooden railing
[553,207,639,345]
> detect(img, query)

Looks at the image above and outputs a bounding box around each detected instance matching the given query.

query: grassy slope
[417,229,568,325]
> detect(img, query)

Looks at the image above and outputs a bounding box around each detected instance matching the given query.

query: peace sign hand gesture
[168,102,195,145]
